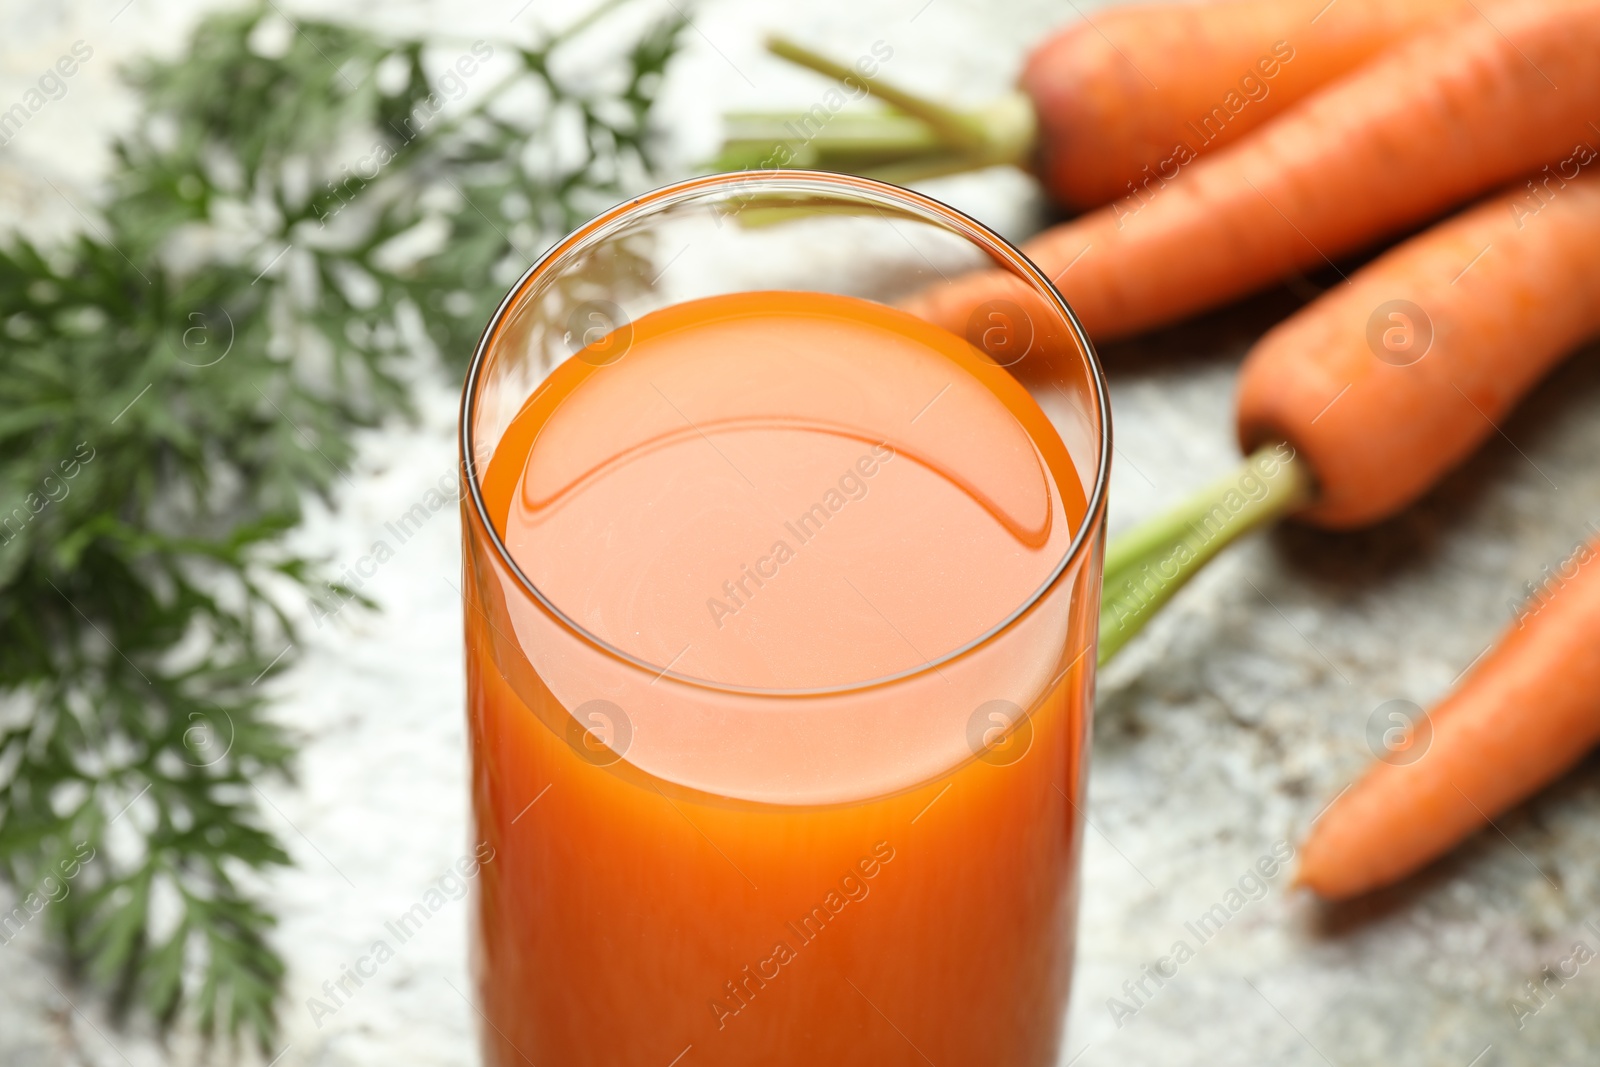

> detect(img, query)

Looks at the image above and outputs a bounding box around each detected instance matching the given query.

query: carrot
[1298,526,1600,899]
[1024,0,1473,208]
[905,1,1600,344]
[1238,171,1600,528]
[721,1,1473,209]
[1216,175,1600,894]
[1100,171,1600,661]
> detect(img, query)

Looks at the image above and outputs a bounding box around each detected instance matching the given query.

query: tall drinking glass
[459,171,1110,1066]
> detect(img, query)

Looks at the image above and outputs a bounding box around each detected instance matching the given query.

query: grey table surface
[3,0,1599,1064]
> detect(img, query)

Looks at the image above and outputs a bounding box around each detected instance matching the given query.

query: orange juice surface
[464,291,1097,1066]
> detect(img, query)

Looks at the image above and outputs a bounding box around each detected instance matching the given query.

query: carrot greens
[0,2,684,1046]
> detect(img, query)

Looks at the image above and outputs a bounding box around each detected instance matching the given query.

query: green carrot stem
[711,38,1037,185]
[1098,446,1313,665]
[764,35,987,150]
[715,113,944,173]
[720,112,943,154]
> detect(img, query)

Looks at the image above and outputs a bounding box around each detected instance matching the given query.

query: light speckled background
[3,1,1599,1064]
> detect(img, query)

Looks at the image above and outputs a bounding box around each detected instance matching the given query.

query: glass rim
[459,170,1112,698]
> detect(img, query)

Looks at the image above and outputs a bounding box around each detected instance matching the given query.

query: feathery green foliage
[0,2,684,1047]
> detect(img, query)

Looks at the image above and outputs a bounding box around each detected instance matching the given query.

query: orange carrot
[906,1,1600,344]
[1024,0,1472,208]
[1298,526,1600,899]
[1268,175,1600,898]
[1238,171,1600,529]
[728,1,1473,209]
[1098,170,1600,657]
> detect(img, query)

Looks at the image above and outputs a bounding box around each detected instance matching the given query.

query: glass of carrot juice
[459,171,1110,1067]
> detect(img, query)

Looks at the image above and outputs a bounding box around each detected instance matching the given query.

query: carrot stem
[716,111,944,172]
[1098,446,1313,664]
[764,35,987,150]
[709,38,1036,184]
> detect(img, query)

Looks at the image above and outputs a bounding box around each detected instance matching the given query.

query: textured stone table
[3,0,1598,1064]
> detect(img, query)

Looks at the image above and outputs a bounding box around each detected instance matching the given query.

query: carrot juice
[461,287,1101,1066]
